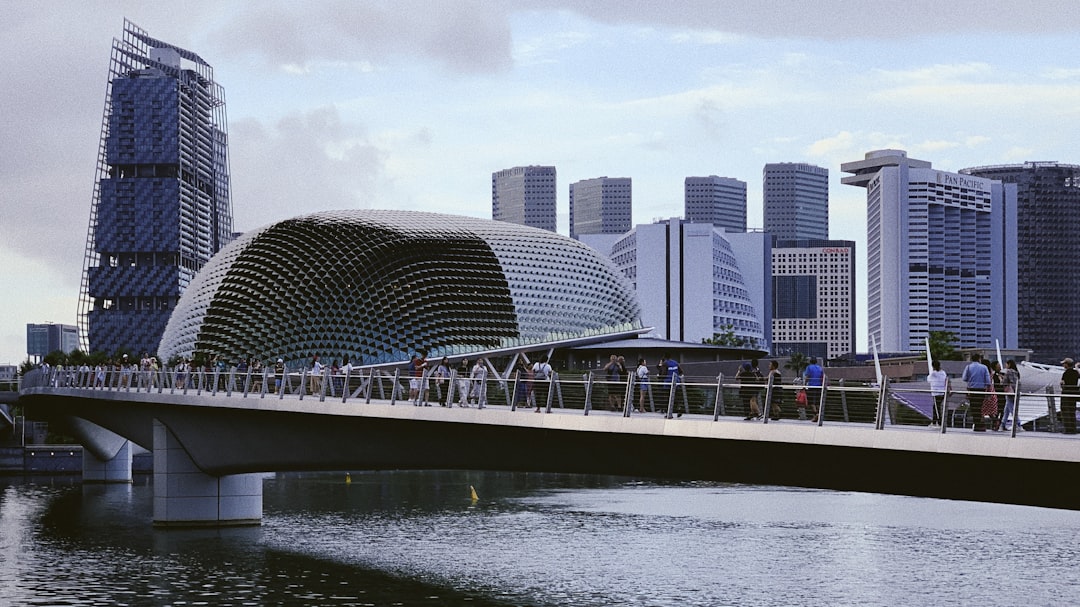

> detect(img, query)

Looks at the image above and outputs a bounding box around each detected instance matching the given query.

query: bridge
[18,363,1080,526]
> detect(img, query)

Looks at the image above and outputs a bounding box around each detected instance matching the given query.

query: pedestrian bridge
[19,364,1080,526]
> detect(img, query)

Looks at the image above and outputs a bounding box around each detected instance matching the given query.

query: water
[1,471,1078,606]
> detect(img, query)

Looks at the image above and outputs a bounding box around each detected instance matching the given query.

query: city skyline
[3,1,1080,363]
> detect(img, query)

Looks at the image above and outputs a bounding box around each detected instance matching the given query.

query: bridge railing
[23,365,1076,437]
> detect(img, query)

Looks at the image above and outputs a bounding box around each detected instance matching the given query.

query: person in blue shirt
[961,355,991,431]
[803,357,824,422]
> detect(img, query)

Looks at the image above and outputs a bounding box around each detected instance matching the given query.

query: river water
[1,471,1077,606]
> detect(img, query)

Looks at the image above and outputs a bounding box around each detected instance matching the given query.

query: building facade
[608,219,766,348]
[78,20,233,357]
[568,177,632,239]
[492,165,557,232]
[684,176,747,232]
[842,150,1017,352]
[763,163,829,240]
[26,324,81,361]
[961,162,1080,364]
[770,240,856,361]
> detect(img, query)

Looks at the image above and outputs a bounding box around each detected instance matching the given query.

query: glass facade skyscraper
[78,20,233,356]
[763,163,829,240]
[491,165,557,232]
[568,176,632,239]
[962,162,1080,363]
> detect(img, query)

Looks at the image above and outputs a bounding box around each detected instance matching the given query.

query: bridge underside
[21,391,1080,512]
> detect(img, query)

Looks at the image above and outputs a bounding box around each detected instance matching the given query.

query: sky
[2,0,1080,364]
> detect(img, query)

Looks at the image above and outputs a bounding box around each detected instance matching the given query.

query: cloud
[229,106,386,231]
[208,1,514,75]
[541,0,1080,39]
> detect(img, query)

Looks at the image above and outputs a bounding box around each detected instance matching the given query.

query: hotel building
[842,150,1016,352]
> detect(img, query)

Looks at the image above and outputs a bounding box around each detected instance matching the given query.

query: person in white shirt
[927,360,948,426]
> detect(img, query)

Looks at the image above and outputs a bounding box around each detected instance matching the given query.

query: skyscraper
[770,239,856,360]
[763,163,829,240]
[568,177,632,239]
[684,176,747,231]
[842,149,1017,352]
[961,162,1080,363]
[78,20,233,356]
[491,165,557,232]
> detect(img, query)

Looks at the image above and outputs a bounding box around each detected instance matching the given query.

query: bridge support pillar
[152,420,262,527]
[83,438,133,483]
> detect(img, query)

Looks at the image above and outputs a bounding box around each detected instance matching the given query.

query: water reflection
[2,471,1079,606]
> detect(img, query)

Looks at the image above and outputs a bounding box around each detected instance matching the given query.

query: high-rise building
[26,323,81,361]
[568,177,632,239]
[492,165,557,232]
[608,219,767,348]
[684,176,747,232]
[763,163,829,240]
[961,162,1080,363]
[770,240,856,361]
[842,150,1017,352]
[77,20,233,357]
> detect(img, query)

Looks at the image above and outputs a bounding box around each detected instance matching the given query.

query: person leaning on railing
[961,355,991,432]
[1060,357,1079,435]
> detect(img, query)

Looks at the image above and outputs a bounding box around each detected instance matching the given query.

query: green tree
[784,352,809,378]
[702,324,744,347]
[926,330,960,361]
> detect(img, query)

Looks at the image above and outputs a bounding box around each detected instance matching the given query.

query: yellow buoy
[469,485,479,501]
[345,473,352,484]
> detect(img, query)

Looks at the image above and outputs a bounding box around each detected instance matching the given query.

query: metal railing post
[665,378,678,419]
[838,378,849,422]
[389,369,400,405]
[713,374,724,421]
[762,372,775,424]
[583,372,594,415]
[874,376,889,430]
[815,375,827,426]
[1010,377,1021,438]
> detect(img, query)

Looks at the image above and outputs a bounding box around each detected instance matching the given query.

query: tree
[926,331,960,361]
[703,324,744,347]
[785,352,809,378]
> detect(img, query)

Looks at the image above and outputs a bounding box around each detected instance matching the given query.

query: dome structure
[158,210,642,365]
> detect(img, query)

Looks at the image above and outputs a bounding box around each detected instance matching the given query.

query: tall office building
[684,176,747,232]
[568,177,632,239]
[492,165,557,232]
[763,163,829,240]
[771,240,856,360]
[962,162,1080,363]
[609,219,767,348]
[26,323,81,362]
[77,20,233,356]
[842,150,1017,353]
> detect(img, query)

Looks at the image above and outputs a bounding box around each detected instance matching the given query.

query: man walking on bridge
[961,355,991,432]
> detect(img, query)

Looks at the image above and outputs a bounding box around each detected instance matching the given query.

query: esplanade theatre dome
[158,210,642,365]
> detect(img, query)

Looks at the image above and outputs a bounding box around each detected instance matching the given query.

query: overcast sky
[3,0,1080,364]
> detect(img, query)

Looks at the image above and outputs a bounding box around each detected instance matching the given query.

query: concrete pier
[152,420,262,527]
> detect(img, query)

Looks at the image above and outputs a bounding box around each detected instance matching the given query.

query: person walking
[737,362,762,420]
[1000,359,1020,431]
[803,357,824,423]
[961,355,991,431]
[1060,357,1078,435]
[927,360,948,427]
[635,358,650,413]
[766,360,784,420]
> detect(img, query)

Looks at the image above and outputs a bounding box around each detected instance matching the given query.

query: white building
[842,149,1017,352]
[605,219,767,348]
